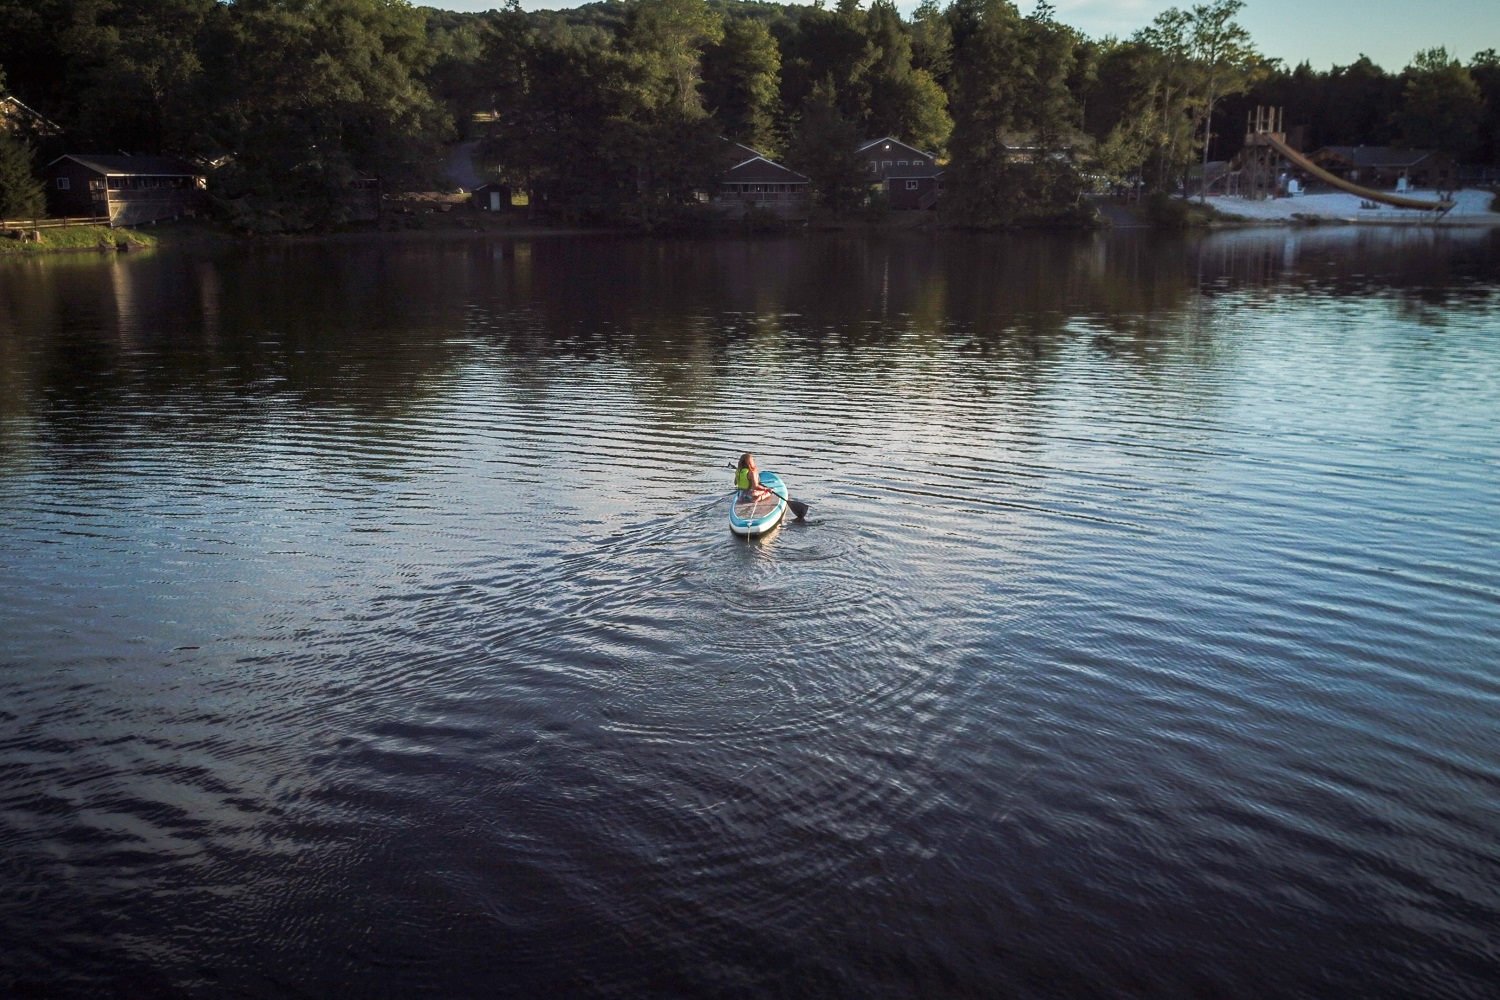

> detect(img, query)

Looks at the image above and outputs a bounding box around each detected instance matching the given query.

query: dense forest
[1,0,1496,228]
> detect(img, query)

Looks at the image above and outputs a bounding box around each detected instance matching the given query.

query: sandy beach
[1207,188,1500,224]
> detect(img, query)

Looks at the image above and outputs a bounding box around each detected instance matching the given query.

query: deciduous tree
[1187,0,1263,198]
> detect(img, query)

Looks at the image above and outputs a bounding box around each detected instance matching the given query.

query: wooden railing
[2,215,110,230]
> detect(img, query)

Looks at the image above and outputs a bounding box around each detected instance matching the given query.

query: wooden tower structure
[1240,106,1285,200]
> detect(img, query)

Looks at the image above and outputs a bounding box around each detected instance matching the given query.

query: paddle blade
[787,499,809,520]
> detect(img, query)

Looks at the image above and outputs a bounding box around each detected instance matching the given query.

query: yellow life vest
[735,467,751,490]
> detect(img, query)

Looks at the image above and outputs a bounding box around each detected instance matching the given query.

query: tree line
[1,0,1496,229]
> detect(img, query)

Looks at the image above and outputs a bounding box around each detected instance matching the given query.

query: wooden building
[44,154,206,226]
[714,147,809,218]
[1307,146,1459,192]
[347,175,380,221]
[858,137,936,178]
[882,165,946,210]
[471,181,512,211]
[857,137,944,209]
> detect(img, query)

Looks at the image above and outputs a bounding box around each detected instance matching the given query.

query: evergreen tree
[779,4,876,132]
[863,0,952,150]
[702,16,783,154]
[1471,49,1500,166]
[1391,47,1485,160]
[943,0,1084,223]
[908,0,952,84]
[785,76,867,214]
[0,129,45,222]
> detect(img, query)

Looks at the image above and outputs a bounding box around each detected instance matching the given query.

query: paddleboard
[729,471,788,537]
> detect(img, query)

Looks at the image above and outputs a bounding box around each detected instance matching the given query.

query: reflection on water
[1,229,1498,999]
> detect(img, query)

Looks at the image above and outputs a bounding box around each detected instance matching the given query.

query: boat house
[44,154,207,226]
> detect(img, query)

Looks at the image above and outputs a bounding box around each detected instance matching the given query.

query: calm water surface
[2,229,1498,998]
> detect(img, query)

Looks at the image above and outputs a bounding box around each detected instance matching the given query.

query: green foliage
[1390,48,1485,160]
[1186,0,1264,188]
[702,16,783,153]
[1143,190,1191,226]
[208,0,453,220]
[0,129,45,221]
[619,0,724,114]
[62,0,222,154]
[778,4,875,132]
[1472,50,1500,166]
[908,0,952,83]
[0,223,157,254]
[943,0,1085,223]
[864,0,952,150]
[785,76,867,214]
[8,0,1493,236]
[1095,104,1158,184]
[423,9,491,138]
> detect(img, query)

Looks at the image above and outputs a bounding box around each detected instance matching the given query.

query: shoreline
[6,192,1498,258]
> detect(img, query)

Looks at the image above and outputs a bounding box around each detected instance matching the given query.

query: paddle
[725,463,809,520]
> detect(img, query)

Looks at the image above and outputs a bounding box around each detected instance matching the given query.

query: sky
[425,0,1500,73]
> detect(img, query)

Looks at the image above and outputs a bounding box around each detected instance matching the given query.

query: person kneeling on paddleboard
[736,452,773,500]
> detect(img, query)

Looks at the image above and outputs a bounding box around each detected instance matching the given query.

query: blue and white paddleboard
[729,471,788,537]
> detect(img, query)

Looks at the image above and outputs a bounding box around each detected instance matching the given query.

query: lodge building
[44,154,207,227]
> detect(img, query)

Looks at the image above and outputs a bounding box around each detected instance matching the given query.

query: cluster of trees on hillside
[1,0,1496,229]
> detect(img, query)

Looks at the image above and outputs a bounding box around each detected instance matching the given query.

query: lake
[2,228,1498,999]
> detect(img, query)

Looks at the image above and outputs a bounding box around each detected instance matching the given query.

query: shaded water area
[2,229,1498,999]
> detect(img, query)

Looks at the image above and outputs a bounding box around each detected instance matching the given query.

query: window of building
[898,160,908,166]
[906,180,919,190]
[56,177,71,190]
[914,159,925,165]
[882,160,893,168]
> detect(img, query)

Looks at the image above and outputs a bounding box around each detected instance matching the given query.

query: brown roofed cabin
[715,150,809,218]
[44,154,207,226]
[856,138,944,209]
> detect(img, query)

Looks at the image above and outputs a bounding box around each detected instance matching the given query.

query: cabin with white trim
[857,137,943,209]
[714,145,809,218]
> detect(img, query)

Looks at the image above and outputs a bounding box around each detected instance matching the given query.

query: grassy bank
[0,223,159,256]
[0,219,239,256]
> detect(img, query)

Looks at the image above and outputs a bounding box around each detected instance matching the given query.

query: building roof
[1,95,62,136]
[47,154,204,176]
[1314,146,1433,168]
[724,139,766,160]
[720,156,809,184]
[857,137,935,160]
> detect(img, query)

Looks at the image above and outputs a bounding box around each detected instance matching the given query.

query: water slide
[1259,134,1454,213]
